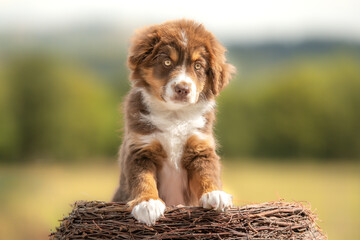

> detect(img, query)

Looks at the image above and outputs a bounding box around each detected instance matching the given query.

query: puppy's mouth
[173,95,192,103]
[172,98,193,106]
[161,94,195,105]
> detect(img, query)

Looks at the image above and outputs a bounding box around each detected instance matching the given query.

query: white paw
[199,190,233,211]
[131,199,166,226]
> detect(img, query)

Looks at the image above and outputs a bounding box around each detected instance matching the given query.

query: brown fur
[112,19,235,210]
[182,135,221,204]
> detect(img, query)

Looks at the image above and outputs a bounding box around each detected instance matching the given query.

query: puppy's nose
[174,83,190,96]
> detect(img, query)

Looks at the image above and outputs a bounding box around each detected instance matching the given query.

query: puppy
[112,19,235,225]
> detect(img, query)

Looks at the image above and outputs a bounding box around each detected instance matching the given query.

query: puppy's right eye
[163,59,172,67]
[194,63,202,70]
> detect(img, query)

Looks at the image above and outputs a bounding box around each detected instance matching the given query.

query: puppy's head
[128,19,235,109]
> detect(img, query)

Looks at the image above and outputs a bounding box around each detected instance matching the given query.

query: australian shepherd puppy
[112,19,235,225]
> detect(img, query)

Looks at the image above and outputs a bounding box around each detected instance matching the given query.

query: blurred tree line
[217,54,360,159]
[0,45,359,163]
[0,54,124,162]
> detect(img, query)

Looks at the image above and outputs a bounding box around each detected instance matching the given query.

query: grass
[0,160,359,240]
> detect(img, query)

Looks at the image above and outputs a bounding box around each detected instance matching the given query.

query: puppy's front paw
[199,190,233,211]
[131,199,166,226]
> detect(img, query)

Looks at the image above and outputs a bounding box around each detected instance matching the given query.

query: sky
[1,0,360,43]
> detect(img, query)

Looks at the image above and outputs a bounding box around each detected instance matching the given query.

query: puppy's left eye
[163,59,172,67]
[194,63,202,70]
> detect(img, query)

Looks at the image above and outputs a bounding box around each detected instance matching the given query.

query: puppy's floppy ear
[208,40,236,96]
[128,26,160,71]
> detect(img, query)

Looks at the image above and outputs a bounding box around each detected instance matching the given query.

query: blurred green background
[1,1,360,240]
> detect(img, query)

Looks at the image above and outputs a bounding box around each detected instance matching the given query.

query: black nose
[175,84,190,96]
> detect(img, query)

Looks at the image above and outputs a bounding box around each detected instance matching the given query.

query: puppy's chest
[145,112,205,168]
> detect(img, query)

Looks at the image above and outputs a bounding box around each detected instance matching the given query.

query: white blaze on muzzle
[164,69,197,105]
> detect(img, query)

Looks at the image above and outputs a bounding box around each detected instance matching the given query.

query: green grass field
[0,160,359,240]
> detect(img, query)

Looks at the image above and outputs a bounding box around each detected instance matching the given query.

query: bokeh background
[1,0,359,239]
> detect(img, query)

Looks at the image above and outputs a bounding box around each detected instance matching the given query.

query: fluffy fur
[112,19,235,225]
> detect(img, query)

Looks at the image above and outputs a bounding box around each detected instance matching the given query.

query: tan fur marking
[142,68,166,101]
[113,140,167,209]
[169,48,179,63]
[127,172,163,209]
[182,135,221,205]
[191,48,204,62]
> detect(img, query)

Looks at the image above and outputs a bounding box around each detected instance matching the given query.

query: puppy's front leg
[183,135,233,211]
[126,141,166,225]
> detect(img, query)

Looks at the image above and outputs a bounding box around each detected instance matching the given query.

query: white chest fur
[143,110,206,168]
[139,89,214,169]
[138,89,214,205]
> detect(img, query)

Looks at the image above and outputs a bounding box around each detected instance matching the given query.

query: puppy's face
[147,43,208,106]
[128,20,234,108]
